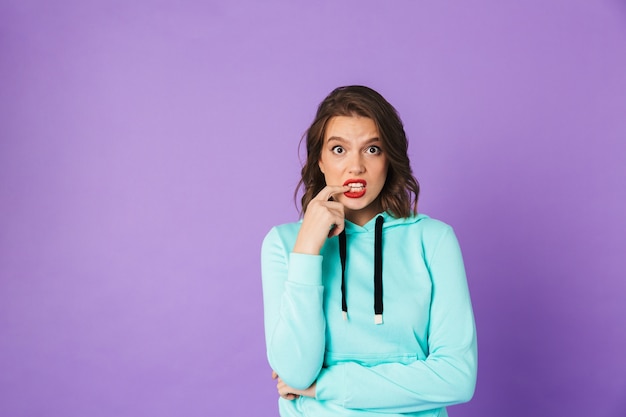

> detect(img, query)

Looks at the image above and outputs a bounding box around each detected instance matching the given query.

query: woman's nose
[347,153,365,174]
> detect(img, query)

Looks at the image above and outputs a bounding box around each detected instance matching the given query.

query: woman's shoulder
[262,219,303,248]
[385,213,458,253]
[387,212,454,234]
[266,219,303,235]
[390,214,461,263]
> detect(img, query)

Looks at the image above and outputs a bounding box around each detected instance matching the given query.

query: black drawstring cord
[339,230,348,320]
[374,215,384,324]
[338,215,385,324]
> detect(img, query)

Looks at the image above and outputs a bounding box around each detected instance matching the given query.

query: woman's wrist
[292,239,322,255]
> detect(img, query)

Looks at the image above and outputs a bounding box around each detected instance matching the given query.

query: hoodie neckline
[344,211,428,233]
[344,212,391,233]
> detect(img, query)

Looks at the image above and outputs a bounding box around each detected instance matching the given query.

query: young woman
[261,86,477,417]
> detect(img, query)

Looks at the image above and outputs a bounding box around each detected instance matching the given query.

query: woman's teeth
[348,184,364,191]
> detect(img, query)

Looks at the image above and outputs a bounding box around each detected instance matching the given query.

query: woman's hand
[293,185,349,255]
[272,371,316,400]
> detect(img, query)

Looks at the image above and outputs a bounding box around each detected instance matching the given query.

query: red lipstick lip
[343,179,367,198]
[343,179,367,186]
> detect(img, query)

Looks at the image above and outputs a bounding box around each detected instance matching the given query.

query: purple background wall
[1,1,625,416]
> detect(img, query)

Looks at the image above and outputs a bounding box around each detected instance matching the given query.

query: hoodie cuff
[288,253,323,286]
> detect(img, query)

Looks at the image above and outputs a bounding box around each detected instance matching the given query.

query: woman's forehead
[324,116,379,142]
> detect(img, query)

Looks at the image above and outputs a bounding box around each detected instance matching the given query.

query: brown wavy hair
[295,85,420,218]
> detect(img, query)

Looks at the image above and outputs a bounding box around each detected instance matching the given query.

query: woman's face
[318,115,389,226]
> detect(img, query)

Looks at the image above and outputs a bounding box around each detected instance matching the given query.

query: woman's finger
[293,186,347,255]
[312,185,350,202]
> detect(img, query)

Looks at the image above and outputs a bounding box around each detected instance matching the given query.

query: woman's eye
[331,146,345,155]
[366,146,382,155]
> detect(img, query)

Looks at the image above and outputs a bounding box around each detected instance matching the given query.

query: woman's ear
[318,160,324,175]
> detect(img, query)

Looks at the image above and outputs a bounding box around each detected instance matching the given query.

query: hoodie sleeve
[315,226,477,412]
[261,227,326,390]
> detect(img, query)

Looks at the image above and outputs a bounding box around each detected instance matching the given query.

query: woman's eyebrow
[326,136,346,143]
[363,137,381,144]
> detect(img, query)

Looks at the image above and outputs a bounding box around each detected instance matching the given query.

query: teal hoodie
[261,212,477,417]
